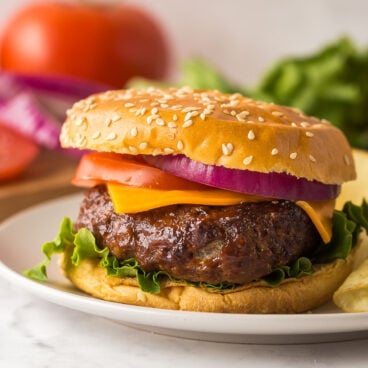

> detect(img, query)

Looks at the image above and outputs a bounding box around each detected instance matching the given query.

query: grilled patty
[75,185,321,284]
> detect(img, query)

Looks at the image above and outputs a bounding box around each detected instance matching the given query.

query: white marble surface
[1,276,368,367]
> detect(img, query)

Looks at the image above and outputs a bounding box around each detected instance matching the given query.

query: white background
[1,0,368,86]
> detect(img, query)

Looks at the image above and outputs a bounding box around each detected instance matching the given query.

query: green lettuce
[129,38,368,149]
[250,38,368,149]
[24,200,368,294]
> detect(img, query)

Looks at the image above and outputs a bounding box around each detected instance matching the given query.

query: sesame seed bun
[60,242,357,313]
[60,87,356,185]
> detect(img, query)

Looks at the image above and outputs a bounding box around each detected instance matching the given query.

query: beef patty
[75,185,321,284]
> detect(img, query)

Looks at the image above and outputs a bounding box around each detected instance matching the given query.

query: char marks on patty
[75,185,321,284]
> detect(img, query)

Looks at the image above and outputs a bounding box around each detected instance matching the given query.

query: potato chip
[333,235,368,312]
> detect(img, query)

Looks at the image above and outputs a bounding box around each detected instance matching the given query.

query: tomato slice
[0,123,39,181]
[72,152,210,190]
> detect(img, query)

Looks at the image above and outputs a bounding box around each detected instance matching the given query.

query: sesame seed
[129,146,138,153]
[161,103,169,108]
[236,111,250,122]
[124,102,135,108]
[229,99,239,106]
[222,143,234,156]
[271,148,279,156]
[182,120,193,128]
[146,114,159,124]
[163,94,174,100]
[153,148,162,155]
[230,93,242,100]
[200,113,206,120]
[289,152,297,159]
[305,131,314,137]
[136,107,146,116]
[184,112,193,121]
[230,110,237,116]
[105,118,112,127]
[168,122,177,128]
[300,121,310,128]
[258,116,265,122]
[172,105,183,110]
[309,155,316,163]
[173,114,178,121]
[139,142,148,150]
[106,132,117,141]
[243,155,253,166]
[182,106,201,113]
[247,130,255,140]
[112,115,121,122]
[151,107,159,114]
[271,111,283,117]
[130,127,138,137]
[156,118,165,126]
[291,122,297,127]
[164,147,174,154]
[92,131,101,139]
[177,140,184,150]
[344,155,350,165]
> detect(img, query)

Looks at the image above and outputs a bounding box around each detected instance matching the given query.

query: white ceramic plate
[1,193,368,345]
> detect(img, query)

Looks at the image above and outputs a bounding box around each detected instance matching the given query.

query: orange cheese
[295,200,334,243]
[107,184,334,243]
[107,184,267,212]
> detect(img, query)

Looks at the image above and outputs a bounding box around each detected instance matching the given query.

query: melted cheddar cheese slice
[107,184,334,243]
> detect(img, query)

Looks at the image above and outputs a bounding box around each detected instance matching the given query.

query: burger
[27,87,362,313]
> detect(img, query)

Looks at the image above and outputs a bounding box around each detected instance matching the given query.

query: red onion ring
[144,155,340,201]
[0,72,110,155]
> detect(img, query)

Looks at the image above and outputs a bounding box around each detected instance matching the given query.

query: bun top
[60,87,356,185]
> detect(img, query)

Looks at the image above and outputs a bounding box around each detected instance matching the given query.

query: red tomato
[72,152,208,190]
[0,123,39,181]
[0,2,170,88]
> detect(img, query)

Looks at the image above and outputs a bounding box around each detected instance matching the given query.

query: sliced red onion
[144,155,340,201]
[0,72,110,155]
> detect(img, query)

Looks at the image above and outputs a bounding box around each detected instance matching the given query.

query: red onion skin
[144,155,340,201]
[0,72,110,156]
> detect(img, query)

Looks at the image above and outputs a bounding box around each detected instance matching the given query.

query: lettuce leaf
[250,38,368,149]
[129,38,368,149]
[24,200,368,294]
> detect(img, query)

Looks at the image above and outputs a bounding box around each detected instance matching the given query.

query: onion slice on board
[144,155,340,201]
[0,72,110,155]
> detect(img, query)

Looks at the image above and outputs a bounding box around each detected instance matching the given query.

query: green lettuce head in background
[129,37,368,149]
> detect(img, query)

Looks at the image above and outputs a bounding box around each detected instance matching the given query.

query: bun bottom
[60,249,356,313]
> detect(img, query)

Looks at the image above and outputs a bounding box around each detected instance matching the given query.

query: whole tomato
[0,2,170,87]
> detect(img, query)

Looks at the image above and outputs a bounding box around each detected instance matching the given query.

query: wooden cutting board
[0,149,82,222]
